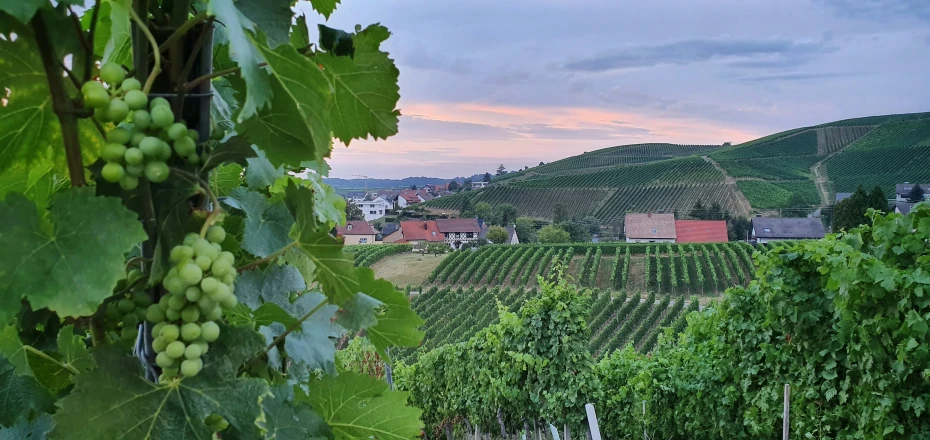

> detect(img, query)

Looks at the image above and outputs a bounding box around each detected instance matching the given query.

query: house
[335,221,377,245]
[750,217,825,244]
[674,220,729,243]
[344,191,366,203]
[895,183,930,202]
[397,191,423,208]
[381,223,404,243]
[895,202,917,215]
[436,218,482,249]
[471,181,489,189]
[397,220,445,249]
[624,213,676,243]
[506,226,520,245]
[835,192,853,203]
[355,196,391,221]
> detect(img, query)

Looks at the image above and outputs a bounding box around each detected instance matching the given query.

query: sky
[294,0,930,179]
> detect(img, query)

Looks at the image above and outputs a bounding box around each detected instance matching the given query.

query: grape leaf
[0,413,52,440]
[309,0,340,19]
[225,188,294,258]
[235,265,306,310]
[0,164,60,212]
[239,38,332,168]
[259,385,328,440]
[100,0,131,66]
[318,25,354,58]
[0,17,105,177]
[236,0,292,49]
[245,146,284,190]
[0,0,48,24]
[304,371,423,440]
[317,24,400,145]
[21,325,93,395]
[335,292,381,332]
[25,350,70,395]
[0,354,55,427]
[211,78,239,132]
[206,0,270,122]
[210,163,244,197]
[356,269,424,362]
[149,175,202,284]
[55,325,93,374]
[278,293,343,374]
[0,325,30,375]
[286,182,358,306]
[253,303,298,328]
[50,326,270,440]
[290,14,310,48]
[0,188,146,324]
[201,135,256,171]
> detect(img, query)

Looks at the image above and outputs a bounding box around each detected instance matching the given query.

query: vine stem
[129,8,161,94]
[242,297,329,371]
[24,346,79,375]
[170,168,222,236]
[157,11,208,55]
[236,241,297,273]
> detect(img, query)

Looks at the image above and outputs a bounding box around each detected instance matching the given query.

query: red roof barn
[674,220,728,243]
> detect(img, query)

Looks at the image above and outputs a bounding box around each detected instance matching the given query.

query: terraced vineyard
[736,180,821,209]
[346,244,412,267]
[423,186,610,218]
[592,183,743,222]
[401,286,699,361]
[426,242,756,295]
[532,143,720,174]
[515,157,723,188]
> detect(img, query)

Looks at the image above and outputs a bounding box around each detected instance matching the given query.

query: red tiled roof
[624,213,676,239]
[435,218,480,233]
[400,194,420,204]
[674,220,728,243]
[399,220,445,242]
[335,221,376,236]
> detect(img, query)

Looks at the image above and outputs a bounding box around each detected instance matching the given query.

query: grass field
[370,252,449,288]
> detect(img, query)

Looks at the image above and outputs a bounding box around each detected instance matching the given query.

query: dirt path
[702,156,752,216]
[810,143,856,207]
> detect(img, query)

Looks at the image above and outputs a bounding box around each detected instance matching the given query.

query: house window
[466,233,474,238]
[763,228,772,233]
[370,210,377,214]
[652,229,657,234]
[359,238,368,243]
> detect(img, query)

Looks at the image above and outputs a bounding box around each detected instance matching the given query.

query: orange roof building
[674,220,729,243]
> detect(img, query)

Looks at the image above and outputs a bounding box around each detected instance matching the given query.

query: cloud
[399,49,473,75]
[509,124,621,140]
[563,36,835,72]
[395,115,517,142]
[731,72,846,82]
[484,69,532,85]
[814,0,930,21]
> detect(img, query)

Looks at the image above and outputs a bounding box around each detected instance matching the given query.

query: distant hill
[425,112,930,221]
[324,176,459,190]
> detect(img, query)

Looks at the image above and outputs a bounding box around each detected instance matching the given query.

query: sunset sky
[295,0,930,179]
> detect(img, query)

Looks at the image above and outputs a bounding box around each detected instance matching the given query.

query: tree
[580,216,600,235]
[496,164,506,175]
[463,177,473,191]
[552,203,569,224]
[690,200,706,220]
[786,192,809,211]
[486,226,509,244]
[459,196,474,217]
[447,181,459,192]
[474,202,493,222]
[707,202,725,220]
[539,161,545,166]
[410,184,417,190]
[346,200,365,221]
[868,186,888,212]
[515,217,537,243]
[538,225,572,243]
[833,186,870,231]
[559,221,592,243]
[0,1,422,437]
[727,217,751,241]
[492,203,518,226]
[426,242,448,256]
[483,172,492,183]
[907,184,925,203]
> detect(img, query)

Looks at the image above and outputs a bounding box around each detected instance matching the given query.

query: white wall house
[471,181,489,189]
[356,197,391,221]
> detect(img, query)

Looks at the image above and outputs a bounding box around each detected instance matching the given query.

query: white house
[355,197,391,221]
[471,181,489,189]
[895,183,929,202]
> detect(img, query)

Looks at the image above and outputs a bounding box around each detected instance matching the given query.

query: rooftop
[624,213,676,239]
[435,218,481,233]
[400,220,445,242]
[751,217,825,239]
[335,220,376,236]
[674,220,728,243]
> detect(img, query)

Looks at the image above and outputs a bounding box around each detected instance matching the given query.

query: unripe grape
[222,273,236,286]
[132,109,151,129]
[150,97,170,108]
[168,123,188,141]
[84,88,109,108]
[165,276,186,295]
[195,255,212,271]
[124,147,144,165]
[220,251,235,264]
[170,245,194,263]
[121,327,138,342]
[124,90,148,110]
[187,129,199,140]
[117,298,135,314]
[193,239,218,260]
[145,161,170,183]
[204,306,223,321]
[219,293,238,309]
[106,98,130,122]
[185,286,203,302]
[127,268,142,283]
[181,305,200,323]
[184,343,202,359]
[181,322,201,341]
[151,105,174,128]
[165,308,181,321]
[162,367,179,378]
[93,107,108,122]
[183,233,199,246]
[187,154,200,165]
[121,78,141,91]
[82,80,105,95]
[165,341,186,359]
[168,295,187,311]
[200,321,220,342]
[152,321,167,335]
[100,63,126,85]
[173,136,196,157]
[106,127,132,145]
[125,164,144,177]
[102,144,127,162]
[194,340,209,355]
[179,263,203,285]
[180,358,202,377]
[157,296,171,312]
[140,137,162,157]
[211,128,226,140]
[151,336,167,353]
[207,226,226,244]
[119,175,139,191]
[130,131,146,146]
[200,276,219,293]
[208,282,230,302]
[122,313,139,328]
[101,162,125,183]
[160,324,180,343]
[146,304,166,323]
[155,351,174,368]
[197,296,217,312]
[132,292,152,307]
[289,292,298,303]
[210,259,232,278]
[210,242,223,253]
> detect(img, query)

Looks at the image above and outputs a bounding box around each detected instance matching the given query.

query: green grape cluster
[104,269,151,343]
[145,224,237,380]
[82,63,201,190]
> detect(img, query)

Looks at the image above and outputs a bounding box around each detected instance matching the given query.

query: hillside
[425,112,930,220]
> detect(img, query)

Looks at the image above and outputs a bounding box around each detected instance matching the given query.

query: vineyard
[737,180,821,209]
[403,286,698,362]
[424,242,756,295]
[592,183,745,221]
[423,186,610,218]
[531,143,720,174]
[514,157,723,188]
[346,244,412,267]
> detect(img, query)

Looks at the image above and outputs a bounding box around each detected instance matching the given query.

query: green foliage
[538,225,571,243]
[344,200,364,221]
[514,216,537,243]
[485,225,509,244]
[346,243,411,267]
[834,185,887,231]
[826,118,930,194]
[737,180,820,210]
